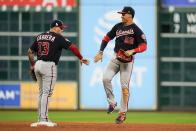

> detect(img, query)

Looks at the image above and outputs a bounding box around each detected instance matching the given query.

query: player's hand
[124,50,134,57]
[94,51,103,62]
[80,58,90,65]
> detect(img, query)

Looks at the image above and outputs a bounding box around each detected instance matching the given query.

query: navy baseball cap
[50,19,67,30]
[117,6,135,18]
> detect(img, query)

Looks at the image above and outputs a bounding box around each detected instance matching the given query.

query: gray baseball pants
[103,58,133,113]
[34,60,57,122]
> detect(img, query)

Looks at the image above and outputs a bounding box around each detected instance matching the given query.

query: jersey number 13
[38,42,49,56]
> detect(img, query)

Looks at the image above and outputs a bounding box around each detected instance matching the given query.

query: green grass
[0,111,196,124]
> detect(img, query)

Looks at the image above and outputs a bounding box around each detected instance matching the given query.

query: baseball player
[28,19,89,127]
[94,6,147,124]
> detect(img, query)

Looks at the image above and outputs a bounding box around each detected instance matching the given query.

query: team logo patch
[141,34,146,40]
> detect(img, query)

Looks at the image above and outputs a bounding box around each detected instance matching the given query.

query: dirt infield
[0,122,196,131]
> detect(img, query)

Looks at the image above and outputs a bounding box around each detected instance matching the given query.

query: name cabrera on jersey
[107,22,147,53]
[36,34,56,42]
[30,32,72,65]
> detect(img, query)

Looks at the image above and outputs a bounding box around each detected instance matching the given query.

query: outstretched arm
[94,35,111,62]
[94,24,118,62]
[99,35,110,52]
[69,44,89,65]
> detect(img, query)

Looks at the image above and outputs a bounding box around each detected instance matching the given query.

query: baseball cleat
[107,102,117,114]
[30,121,57,127]
[30,122,39,127]
[115,112,126,124]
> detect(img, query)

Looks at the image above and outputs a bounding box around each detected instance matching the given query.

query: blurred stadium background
[0,0,196,113]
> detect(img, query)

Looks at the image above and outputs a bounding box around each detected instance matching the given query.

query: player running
[94,6,147,124]
[28,19,89,127]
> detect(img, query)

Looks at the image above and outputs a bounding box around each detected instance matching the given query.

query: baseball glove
[29,69,37,81]
[116,49,133,63]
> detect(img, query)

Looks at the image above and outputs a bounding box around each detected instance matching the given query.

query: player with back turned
[94,6,147,124]
[28,20,89,127]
